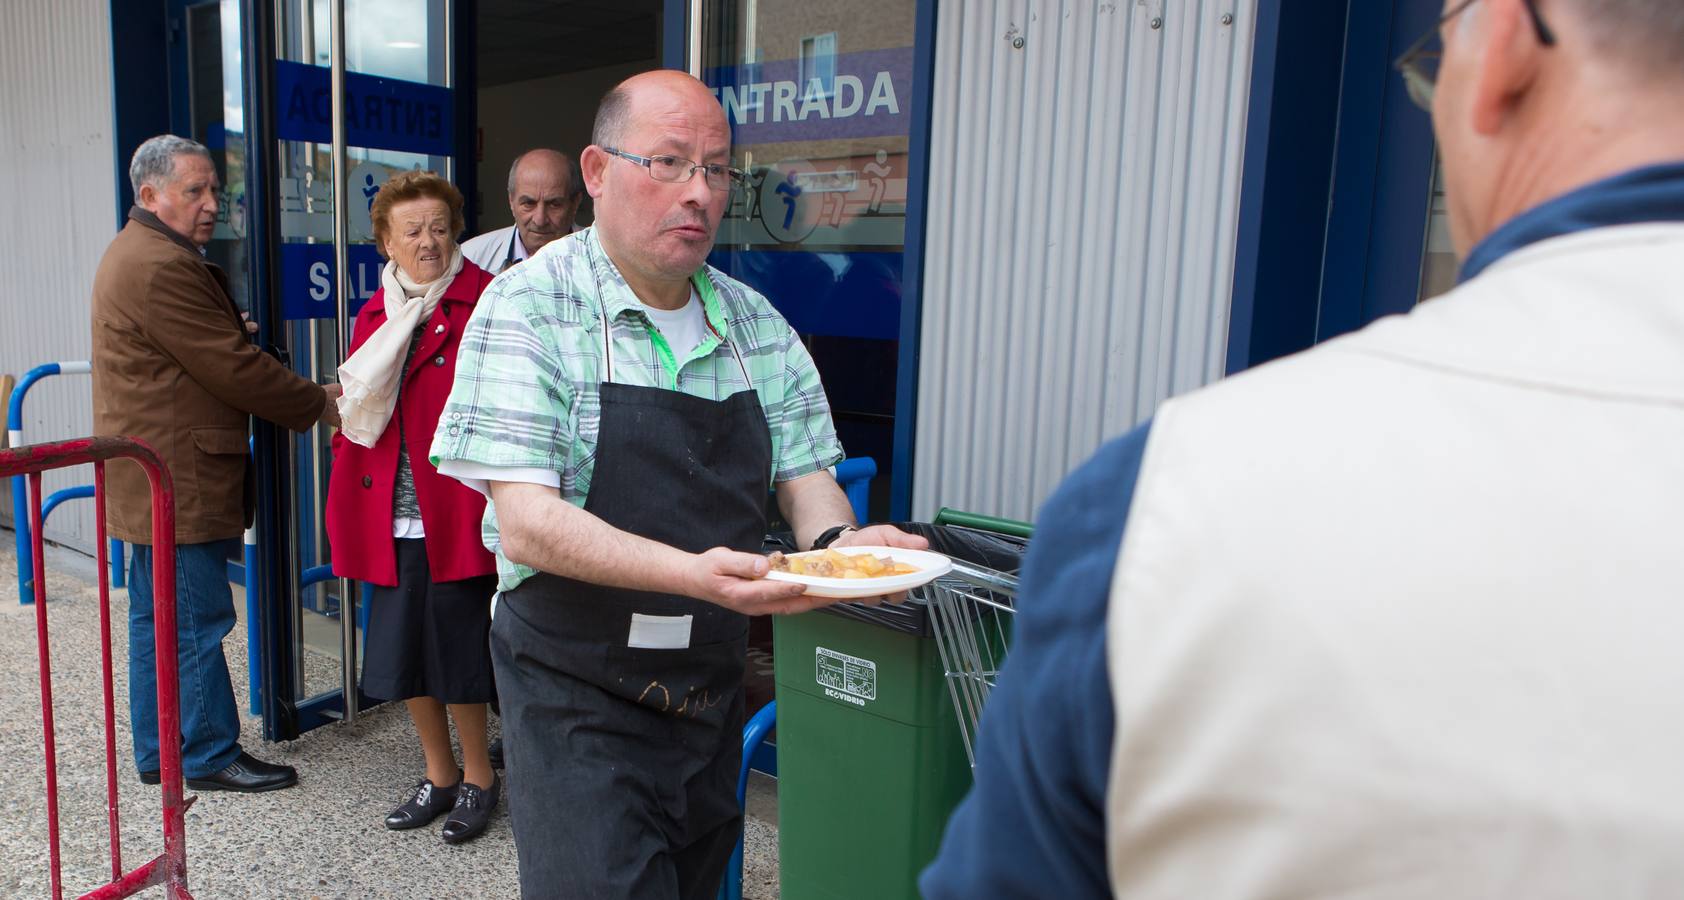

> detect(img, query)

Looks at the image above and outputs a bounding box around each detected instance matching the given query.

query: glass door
[251,0,459,739]
[698,0,921,520]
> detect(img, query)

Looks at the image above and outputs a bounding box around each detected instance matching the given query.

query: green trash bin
[773,532,1025,900]
[774,600,974,900]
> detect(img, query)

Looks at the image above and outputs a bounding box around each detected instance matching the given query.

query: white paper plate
[764,545,954,599]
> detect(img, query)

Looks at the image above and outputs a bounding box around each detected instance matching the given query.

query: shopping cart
[918,561,1019,766]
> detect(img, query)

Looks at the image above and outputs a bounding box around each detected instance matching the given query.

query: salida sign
[707,47,912,144]
[280,243,385,320]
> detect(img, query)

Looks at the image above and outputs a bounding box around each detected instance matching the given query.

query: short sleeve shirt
[430,227,845,591]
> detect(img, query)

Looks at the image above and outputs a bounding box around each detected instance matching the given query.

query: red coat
[326,262,497,586]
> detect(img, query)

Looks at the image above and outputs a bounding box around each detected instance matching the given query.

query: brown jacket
[91,208,326,545]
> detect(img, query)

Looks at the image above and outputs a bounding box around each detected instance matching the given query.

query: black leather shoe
[138,769,160,785]
[385,773,459,830]
[440,774,500,845]
[488,738,504,770]
[184,752,298,793]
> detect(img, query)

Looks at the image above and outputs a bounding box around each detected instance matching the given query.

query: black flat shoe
[488,738,504,770]
[185,752,298,793]
[385,774,459,830]
[440,774,500,845]
[138,770,160,785]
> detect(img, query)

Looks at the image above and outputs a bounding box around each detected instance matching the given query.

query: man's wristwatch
[811,524,858,551]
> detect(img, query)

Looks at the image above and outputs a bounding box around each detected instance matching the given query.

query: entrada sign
[274,61,453,157]
[707,47,913,144]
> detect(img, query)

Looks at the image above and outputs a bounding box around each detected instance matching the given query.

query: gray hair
[506,149,583,199]
[591,84,633,154]
[1567,0,1684,72]
[129,135,212,197]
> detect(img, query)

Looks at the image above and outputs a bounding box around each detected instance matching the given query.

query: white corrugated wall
[0,0,115,551]
[912,0,1257,522]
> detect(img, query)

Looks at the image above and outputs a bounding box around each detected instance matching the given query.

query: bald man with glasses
[433,71,923,899]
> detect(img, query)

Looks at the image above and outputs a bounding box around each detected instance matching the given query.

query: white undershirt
[642,287,706,362]
[435,460,560,498]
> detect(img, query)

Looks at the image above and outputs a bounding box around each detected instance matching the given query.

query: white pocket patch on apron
[627,613,694,649]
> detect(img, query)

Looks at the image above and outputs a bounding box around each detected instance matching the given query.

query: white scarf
[336,248,464,447]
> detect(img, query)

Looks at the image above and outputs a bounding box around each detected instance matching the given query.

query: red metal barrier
[1,436,190,900]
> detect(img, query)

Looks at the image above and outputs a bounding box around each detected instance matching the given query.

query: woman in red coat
[325,170,500,844]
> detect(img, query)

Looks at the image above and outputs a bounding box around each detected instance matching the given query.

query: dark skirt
[362,538,497,704]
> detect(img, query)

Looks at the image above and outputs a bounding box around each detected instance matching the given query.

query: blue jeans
[128,539,243,778]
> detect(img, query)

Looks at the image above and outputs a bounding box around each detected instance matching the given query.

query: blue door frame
[1229,0,1441,374]
[888,0,940,523]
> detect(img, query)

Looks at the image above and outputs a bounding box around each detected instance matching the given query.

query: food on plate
[767,548,920,579]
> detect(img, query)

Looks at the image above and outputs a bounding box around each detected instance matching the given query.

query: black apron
[491,270,771,900]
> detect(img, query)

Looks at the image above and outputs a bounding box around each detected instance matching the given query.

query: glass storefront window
[273,0,454,350]
[178,1,251,314]
[311,0,449,85]
[190,0,450,321]
[701,0,920,518]
[280,0,452,248]
[703,1,915,257]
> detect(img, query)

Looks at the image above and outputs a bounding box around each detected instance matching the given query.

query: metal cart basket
[917,561,1019,766]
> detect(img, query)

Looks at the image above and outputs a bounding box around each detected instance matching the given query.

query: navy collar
[1460,160,1684,282]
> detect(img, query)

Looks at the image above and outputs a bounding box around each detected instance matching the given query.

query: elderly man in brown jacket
[91,134,341,793]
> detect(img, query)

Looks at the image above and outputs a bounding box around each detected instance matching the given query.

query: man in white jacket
[460,148,581,274]
[925,1,1684,897]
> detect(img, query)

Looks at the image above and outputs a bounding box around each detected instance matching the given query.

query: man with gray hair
[91,134,341,794]
[460,148,583,274]
[925,0,1684,896]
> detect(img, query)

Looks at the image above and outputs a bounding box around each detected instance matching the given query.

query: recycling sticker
[815,646,877,707]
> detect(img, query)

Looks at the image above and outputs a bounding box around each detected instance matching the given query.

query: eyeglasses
[602,147,747,192]
[1394,0,1557,111]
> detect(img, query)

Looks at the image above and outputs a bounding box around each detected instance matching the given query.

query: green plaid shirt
[430,228,845,591]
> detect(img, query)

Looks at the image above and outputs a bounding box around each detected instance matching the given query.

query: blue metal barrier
[300,564,334,588]
[834,457,876,523]
[720,700,777,900]
[246,528,260,715]
[298,565,371,631]
[9,361,125,603]
[40,484,94,522]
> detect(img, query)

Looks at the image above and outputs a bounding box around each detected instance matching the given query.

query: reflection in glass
[182,1,249,313]
[701,0,918,519]
[311,0,450,85]
[1418,156,1457,303]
